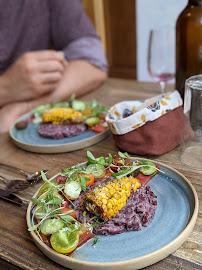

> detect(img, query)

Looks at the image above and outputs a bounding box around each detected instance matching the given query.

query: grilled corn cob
[81,177,141,221]
[42,108,85,125]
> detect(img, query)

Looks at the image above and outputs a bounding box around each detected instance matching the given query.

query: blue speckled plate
[26,159,198,270]
[9,113,111,153]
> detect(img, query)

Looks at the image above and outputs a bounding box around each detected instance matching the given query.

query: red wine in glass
[147,27,175,93]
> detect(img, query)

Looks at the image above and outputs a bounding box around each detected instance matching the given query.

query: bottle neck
[188,0,202,6]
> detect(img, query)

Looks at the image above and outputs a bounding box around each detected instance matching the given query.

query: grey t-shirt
[0,0,108,74]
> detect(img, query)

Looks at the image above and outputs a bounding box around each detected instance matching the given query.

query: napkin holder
[106,91,194,155]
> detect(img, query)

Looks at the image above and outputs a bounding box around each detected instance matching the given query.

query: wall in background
[136,0,187,82]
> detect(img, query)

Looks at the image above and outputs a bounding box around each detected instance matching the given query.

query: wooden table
[0,78,201,270]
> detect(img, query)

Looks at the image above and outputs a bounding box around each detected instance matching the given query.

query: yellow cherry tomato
[50,230,79,254]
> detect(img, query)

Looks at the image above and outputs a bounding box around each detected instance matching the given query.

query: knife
[0,188,23,205]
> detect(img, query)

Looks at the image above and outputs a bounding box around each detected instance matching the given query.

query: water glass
[181,74,202,170]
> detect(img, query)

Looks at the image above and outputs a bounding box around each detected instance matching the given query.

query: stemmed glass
[147,26,175,93]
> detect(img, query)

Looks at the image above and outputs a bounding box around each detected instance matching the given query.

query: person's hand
[0,50,65,105]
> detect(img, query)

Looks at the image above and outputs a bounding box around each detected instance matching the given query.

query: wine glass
[147,26,175,93]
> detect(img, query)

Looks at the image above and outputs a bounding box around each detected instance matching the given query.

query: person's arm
[44,60,107,102]
[50,0,108,73]
[0,60,106,133]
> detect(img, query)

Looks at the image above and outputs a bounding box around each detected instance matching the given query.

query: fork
[0,162,47,181]
[0,174,45,193]
[0,175,32,193]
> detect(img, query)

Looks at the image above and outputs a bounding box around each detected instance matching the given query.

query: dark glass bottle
[176,0,202,100]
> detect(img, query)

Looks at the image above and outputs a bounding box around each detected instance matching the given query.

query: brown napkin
[106,91,194,155]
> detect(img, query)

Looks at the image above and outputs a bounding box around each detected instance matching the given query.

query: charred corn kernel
[81,177,141,221]
[42,108,85,125]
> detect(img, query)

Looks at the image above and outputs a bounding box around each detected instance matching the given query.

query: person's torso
[0,0,50,74]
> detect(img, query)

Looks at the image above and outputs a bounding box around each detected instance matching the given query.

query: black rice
[74,177,157,235]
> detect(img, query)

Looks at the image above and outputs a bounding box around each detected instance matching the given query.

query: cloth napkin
[106,91,194,155]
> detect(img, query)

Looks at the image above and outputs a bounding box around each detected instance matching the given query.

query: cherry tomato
[88,126,93,131]
[66,228,95,256]
[111,155,133,172]
[61,199,69,209]
[78,173,95,187]
[50,230,79,254]
[104,166,111,174]
[59,207,77,219]
[55,175,67,185]
[77,230,94,249]
[27,114,35,122]
[99,113,107,122]
[92,123,107,133]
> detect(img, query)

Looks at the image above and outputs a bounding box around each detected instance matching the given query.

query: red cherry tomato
[92,123,107,133]
[55,175,67,185]
[27,114,35,122]
[59,207,77,219]
[111,155,133,172]
[77,230,94,249]
[61,200,69,209]
[104,166,111,174]
[99,114,107,122]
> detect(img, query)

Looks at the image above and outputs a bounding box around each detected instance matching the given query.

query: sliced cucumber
[139,161,157,176]
[86,164,106,178]
[85,117,99,127]
[40,218,65,235]
[72,100,86,111]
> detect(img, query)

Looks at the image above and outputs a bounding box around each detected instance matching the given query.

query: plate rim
[26,158,199,270]
[9,114,111,153]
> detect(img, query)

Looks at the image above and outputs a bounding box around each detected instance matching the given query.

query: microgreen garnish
[118,151,130,159]
[92,236,99,246]
[60,214,77,224]
[86,151,97,164]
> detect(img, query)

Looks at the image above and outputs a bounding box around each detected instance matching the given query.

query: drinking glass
[147,26,175,93]
[181,74,202,170]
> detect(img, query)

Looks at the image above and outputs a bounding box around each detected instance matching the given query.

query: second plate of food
[9,100,111,153]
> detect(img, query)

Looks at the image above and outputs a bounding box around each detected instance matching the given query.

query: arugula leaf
[40,170,53,185]
[49,209,60,218]
[118,151,130,159]
[60,214,77,223]
[86,151,97,164]
[108,153,113,165]
[118,160,125,165]
[96,157,106,166]
[79,176,87,191]
[111,166,136,179]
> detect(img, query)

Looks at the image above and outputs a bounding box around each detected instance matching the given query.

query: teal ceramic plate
[26,159,198,270]
[9,113,111,153]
